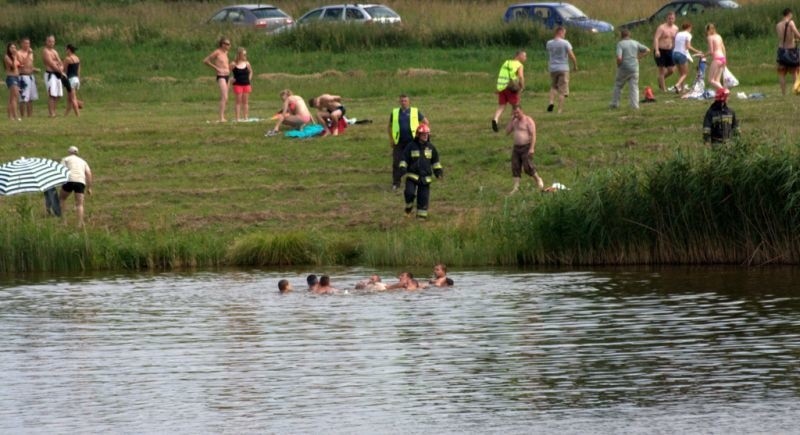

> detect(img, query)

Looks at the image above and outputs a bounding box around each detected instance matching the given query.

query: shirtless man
[653,12,678,91]
[506,106,543,194]
[309,94,345,136]
[42,35,65,117]
[777,8,800,95]
[355,274,387,291]
[314,275,337,294]
[385,272,420,290]
[429,263,453,287]
[203,37,231,122]
[16,38,38,118]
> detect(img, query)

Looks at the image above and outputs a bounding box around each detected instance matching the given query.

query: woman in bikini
[230,47,252,122]
[706,23,727,90]
[267,89,312,136]
[63,44,81,117]
[4,42,21,121]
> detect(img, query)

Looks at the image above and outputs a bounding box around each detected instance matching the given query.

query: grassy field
[0,0,798,271]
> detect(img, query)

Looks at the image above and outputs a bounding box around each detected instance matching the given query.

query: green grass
[0,0,798,272]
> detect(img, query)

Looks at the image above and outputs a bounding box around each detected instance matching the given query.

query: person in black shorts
[653,11,678,91]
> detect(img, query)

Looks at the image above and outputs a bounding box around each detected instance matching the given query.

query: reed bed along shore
[0,0,798,272]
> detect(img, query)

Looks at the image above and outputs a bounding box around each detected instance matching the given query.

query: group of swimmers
[277,263,454,294]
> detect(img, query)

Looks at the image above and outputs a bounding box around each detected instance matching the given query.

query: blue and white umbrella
[0,157,69,196]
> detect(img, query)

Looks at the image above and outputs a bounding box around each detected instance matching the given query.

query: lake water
[1,267,799,433]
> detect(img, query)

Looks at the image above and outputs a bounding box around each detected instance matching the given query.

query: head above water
[278,279,292,293]
[306,274,318,287]
[319,275,331,287]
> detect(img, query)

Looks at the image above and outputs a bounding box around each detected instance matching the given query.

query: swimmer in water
[429,263,454,287]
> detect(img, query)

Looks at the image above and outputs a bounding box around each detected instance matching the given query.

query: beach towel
[285,124,324,138]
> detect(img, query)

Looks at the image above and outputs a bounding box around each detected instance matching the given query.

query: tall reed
[491,141,800,266]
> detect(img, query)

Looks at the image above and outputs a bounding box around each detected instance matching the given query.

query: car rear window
[364,6,399,19]
[251,7,287,19]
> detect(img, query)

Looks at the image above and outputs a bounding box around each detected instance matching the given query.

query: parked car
[620,0,740,30]
[208,4,294,33]
[296,3,401,25]
[503,2,614,33]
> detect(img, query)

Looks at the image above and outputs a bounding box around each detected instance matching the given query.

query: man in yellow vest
[492,50,527,133]
[388,94,428,191]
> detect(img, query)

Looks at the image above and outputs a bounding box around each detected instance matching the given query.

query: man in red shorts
[492,50,526,132]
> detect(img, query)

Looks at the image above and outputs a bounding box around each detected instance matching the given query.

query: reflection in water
[0,268,799,432]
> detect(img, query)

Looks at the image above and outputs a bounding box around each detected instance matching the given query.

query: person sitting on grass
[267,89,312,136]
[309,94,346,136]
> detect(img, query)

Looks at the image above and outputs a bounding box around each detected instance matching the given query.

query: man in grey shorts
[546,26,578,114]
[505,106,543,194]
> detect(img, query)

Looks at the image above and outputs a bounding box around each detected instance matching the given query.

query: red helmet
[715,88,730,102]
[416,124,430,137]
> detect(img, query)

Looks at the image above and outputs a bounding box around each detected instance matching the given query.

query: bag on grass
[722,67,739,88]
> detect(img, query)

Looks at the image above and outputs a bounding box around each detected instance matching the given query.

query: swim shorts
[216,75,230,84]
[655,49,675,68]
[511,144,537,178]
[45,71,63,97]
[19,75,38,102]
[62,181,86,194]
[550,71,569,95]
[69,76,80,91]
[233,84,251,94]
[498,88,520,106]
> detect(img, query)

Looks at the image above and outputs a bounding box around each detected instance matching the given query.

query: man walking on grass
[546,26,578,114]
[492,50,526,132]
[388,94,428,192]
[610,29,650,110]
[654,11,678,92]
[506,106,543,195]
[60,146,93,228]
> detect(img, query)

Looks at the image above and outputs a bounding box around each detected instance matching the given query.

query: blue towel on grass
[285,124,324,138]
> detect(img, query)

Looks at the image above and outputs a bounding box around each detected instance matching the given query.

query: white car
[296,3,401,25]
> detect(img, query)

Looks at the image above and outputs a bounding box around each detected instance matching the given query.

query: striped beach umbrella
[0,157,69,196]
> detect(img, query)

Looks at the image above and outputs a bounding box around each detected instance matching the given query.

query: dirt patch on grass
[258,69,351,81]
[149,76,177,83]
[397,68,448,77]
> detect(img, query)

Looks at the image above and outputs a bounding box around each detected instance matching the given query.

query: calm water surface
[1,267,799,433]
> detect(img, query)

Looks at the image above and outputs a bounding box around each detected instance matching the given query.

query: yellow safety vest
[496,59,522,91]
[391,107,420,145]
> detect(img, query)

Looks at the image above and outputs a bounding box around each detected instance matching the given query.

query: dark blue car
[504,2,614,33]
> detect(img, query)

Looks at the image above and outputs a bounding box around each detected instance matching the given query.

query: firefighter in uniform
[388,94,428,191]
[703,88,740,147]
[399,124,443,219]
